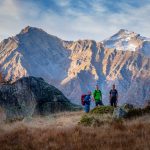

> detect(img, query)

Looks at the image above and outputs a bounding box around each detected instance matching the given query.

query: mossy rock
[90,106,114,115]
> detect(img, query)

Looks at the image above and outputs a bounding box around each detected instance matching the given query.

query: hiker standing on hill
[84,91,92,113]
[93,85,103,107]
[109,84,118,107]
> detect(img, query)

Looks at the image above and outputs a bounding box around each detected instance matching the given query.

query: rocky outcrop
[0,76,79,120]
[113,107,127,119]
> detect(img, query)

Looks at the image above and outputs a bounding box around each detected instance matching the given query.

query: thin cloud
[57,0,71,7]
[0,0,150,42]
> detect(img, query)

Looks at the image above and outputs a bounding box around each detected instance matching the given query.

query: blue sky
[0,0,150,41]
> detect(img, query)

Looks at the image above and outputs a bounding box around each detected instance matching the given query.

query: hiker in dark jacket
[109,84,118,107]
[93,85,103,107]
[84,91,92,113]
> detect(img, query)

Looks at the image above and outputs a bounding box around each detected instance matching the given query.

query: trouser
[84,104,90,113]
[110,97,117,107]
[95,100,103,106]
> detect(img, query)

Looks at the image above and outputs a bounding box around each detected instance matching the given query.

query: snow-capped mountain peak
[103,29,150,54]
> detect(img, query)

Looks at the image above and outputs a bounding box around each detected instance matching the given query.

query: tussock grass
[0,115,150,150]
[0,110,150,150]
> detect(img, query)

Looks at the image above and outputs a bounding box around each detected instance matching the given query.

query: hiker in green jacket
[93,85,103,106]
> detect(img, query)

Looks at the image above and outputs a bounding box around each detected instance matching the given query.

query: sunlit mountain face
[0,26,150,106]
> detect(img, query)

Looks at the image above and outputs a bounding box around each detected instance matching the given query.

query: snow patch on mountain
[103,29,150,56]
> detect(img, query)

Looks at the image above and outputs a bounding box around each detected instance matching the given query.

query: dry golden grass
[0,111,150,150]
[0,121,150,150]
[0,107,6,124]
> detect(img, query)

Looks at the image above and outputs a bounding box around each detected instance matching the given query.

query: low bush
[124,108,143,119]
[79,114,106,127]
[79,113,113,127]
[143,105,150,113]
[125,106,150,119]
[79,115,94,126]
[90,106,114,115]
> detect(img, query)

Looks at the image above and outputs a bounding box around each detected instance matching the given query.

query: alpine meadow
[0,0,150,150]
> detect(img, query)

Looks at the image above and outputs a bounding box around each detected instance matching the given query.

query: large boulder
[0,76,79,120]
[113,107,127,119]
[122,103,134,111]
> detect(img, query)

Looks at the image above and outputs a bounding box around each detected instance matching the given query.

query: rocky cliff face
[0,76,78,120]
[0,26,150,106]
[63,39,150,105]
[0,26,70,83]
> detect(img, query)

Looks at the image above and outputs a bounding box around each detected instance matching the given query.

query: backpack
[81,94,87,106]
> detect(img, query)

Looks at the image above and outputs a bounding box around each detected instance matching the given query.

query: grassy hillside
[0,108,150,150]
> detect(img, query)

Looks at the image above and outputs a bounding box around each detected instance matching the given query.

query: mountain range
[0,26,150,106]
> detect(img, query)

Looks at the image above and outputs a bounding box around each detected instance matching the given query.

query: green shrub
[142,106,150,113]
[90,106,114,115]
[124,108,143,119]
[79,115,106,127]
[124,106,150,119]
[79,115,94,126]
